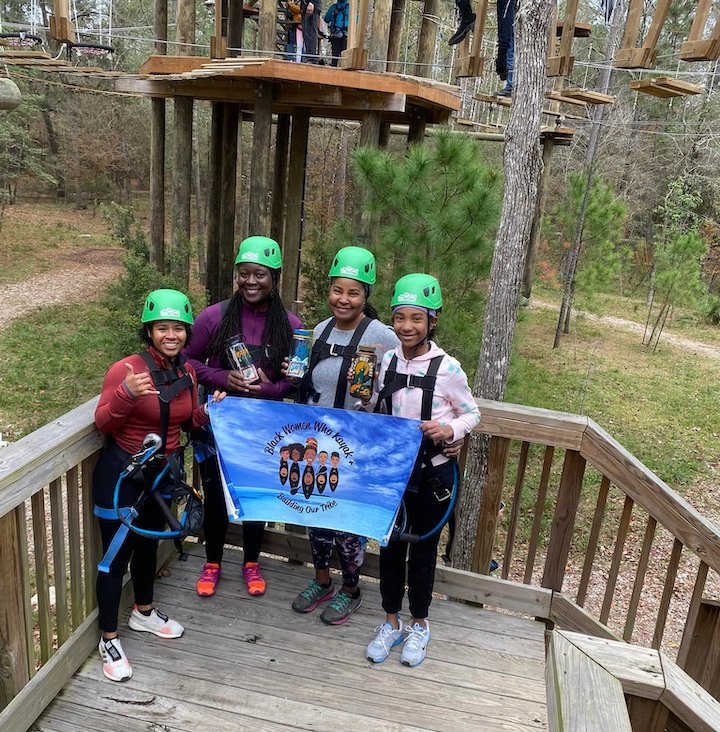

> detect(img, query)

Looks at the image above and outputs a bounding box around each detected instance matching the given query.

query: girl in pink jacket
[366,273,480,667]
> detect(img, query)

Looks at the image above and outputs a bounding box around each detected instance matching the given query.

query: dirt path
[532,299,720,360]
[0,248,123,331]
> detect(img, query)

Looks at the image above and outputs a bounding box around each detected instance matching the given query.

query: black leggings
[379,460,456,620]
[94,444,168,633]
[199,449,265,565]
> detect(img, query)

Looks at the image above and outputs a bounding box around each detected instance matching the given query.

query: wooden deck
[32,546,548,732]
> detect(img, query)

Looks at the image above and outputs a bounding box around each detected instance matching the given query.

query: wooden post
[542,449,586,591]
[407,106,427,146]
[248,83,275,235]
[258,0,277,54]
[368,0,393,72]
[171,96,193,285]
[522,136,554,299]
[154,0,167,54]
[414,0,438,78]
[150,99,166,272]
[340,0,370,69]
[0,509,31,709]
[456,0,488,78]
[272,114,291,244]
[386,0,406,74]
[227,0,245,57]
[472,436,511,574]
[149,0,168,272]
[219,104,240,299]
[176,0,196,56]
[676,598,720,700]
[206,103,224,304]
[281,109,310,309]
[359,109,382,148]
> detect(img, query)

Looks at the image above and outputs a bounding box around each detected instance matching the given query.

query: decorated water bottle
[348,345,376,401]
[226,337,259,383]
[287,329,313,378]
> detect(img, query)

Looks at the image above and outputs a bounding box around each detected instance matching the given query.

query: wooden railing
[2,396,720,731]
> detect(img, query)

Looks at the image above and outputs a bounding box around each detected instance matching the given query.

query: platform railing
[2,396,720,731]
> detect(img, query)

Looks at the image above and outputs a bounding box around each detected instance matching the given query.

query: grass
[0,301,122,440]
[531,282,720,347]
[0,200,116,285]
[505,305,720,493]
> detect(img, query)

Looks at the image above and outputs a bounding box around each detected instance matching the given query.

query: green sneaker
[320,590,362,625]
[292,579,336,613]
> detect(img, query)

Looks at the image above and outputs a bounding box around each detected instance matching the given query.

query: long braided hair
[208,269,293,378]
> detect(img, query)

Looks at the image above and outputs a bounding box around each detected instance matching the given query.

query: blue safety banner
[209,397,423,545]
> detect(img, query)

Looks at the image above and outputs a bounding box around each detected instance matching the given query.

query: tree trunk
[553,0,624,348]
[452,0,555,573]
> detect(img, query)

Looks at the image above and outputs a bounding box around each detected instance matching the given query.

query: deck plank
[35,552,548,731]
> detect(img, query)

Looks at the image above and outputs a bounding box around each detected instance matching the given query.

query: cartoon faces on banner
[209,398,424,545]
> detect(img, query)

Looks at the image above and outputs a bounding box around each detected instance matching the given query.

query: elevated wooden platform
[115,56,461,123]
[33,548,549,731]
[629,76,705,98]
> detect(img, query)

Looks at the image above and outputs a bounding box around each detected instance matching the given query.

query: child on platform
[365,273,480,667]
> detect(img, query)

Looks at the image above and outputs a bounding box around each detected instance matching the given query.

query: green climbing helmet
[235,236,283,270]
[390,273,443,312]
[141,289,194,325]
[328,246,376,285]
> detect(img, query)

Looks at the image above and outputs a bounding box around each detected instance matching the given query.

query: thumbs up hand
[123,363,159,398]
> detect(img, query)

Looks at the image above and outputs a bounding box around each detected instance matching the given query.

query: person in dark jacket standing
[323,0,348,66]
[301,0,321,63]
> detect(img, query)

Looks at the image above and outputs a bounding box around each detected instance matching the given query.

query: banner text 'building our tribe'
[209,398,423,545]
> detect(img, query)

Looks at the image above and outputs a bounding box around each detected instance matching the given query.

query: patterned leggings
[308,528,366,589]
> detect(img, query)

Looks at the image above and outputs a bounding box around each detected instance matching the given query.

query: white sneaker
[128,607,184,639]
[366,619,404,664]
[98,636,132,682]
[401,621,430,667]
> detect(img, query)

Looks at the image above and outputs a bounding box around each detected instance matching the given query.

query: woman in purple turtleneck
[184,236,302,599]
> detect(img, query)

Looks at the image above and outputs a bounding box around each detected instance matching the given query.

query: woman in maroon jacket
[94,289,224,683]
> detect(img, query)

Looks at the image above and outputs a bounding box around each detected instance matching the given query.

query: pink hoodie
[377,342,481,459]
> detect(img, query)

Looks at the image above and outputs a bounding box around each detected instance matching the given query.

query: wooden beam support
[206,102,224,303]
[248,83,275,235]
[227,0,245,58]
[414,0,439,78]
[616,0,672,69]
[176,0,196,57]
[0,509,31,709]
[407,105,427,145]
[280,108,309,310]
[368,0,393,72]
[472,436,511,575]
[271,114,291,244]
[542,449,586,592]
[149,98,166,273]
[170,96,193,285]
[455,0,488,78]
[386,0,406,73]
[154,0,168,55]
[340,0,371,69]
[257,0,277,55]
[219,103,240,296]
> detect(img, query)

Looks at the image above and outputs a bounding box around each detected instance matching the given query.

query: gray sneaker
[292,579,336,613]
[320,590,362,625]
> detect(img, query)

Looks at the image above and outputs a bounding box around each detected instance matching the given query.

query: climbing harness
[96,351,203,573]
[374,352,459,543]
[297,316,373,408]
[95,433,204,573]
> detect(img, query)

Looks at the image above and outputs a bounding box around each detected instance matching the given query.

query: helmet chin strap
[403,313,432,361]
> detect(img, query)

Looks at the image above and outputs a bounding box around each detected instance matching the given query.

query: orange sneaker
[242,562,266,596]
[196,562,221,597]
